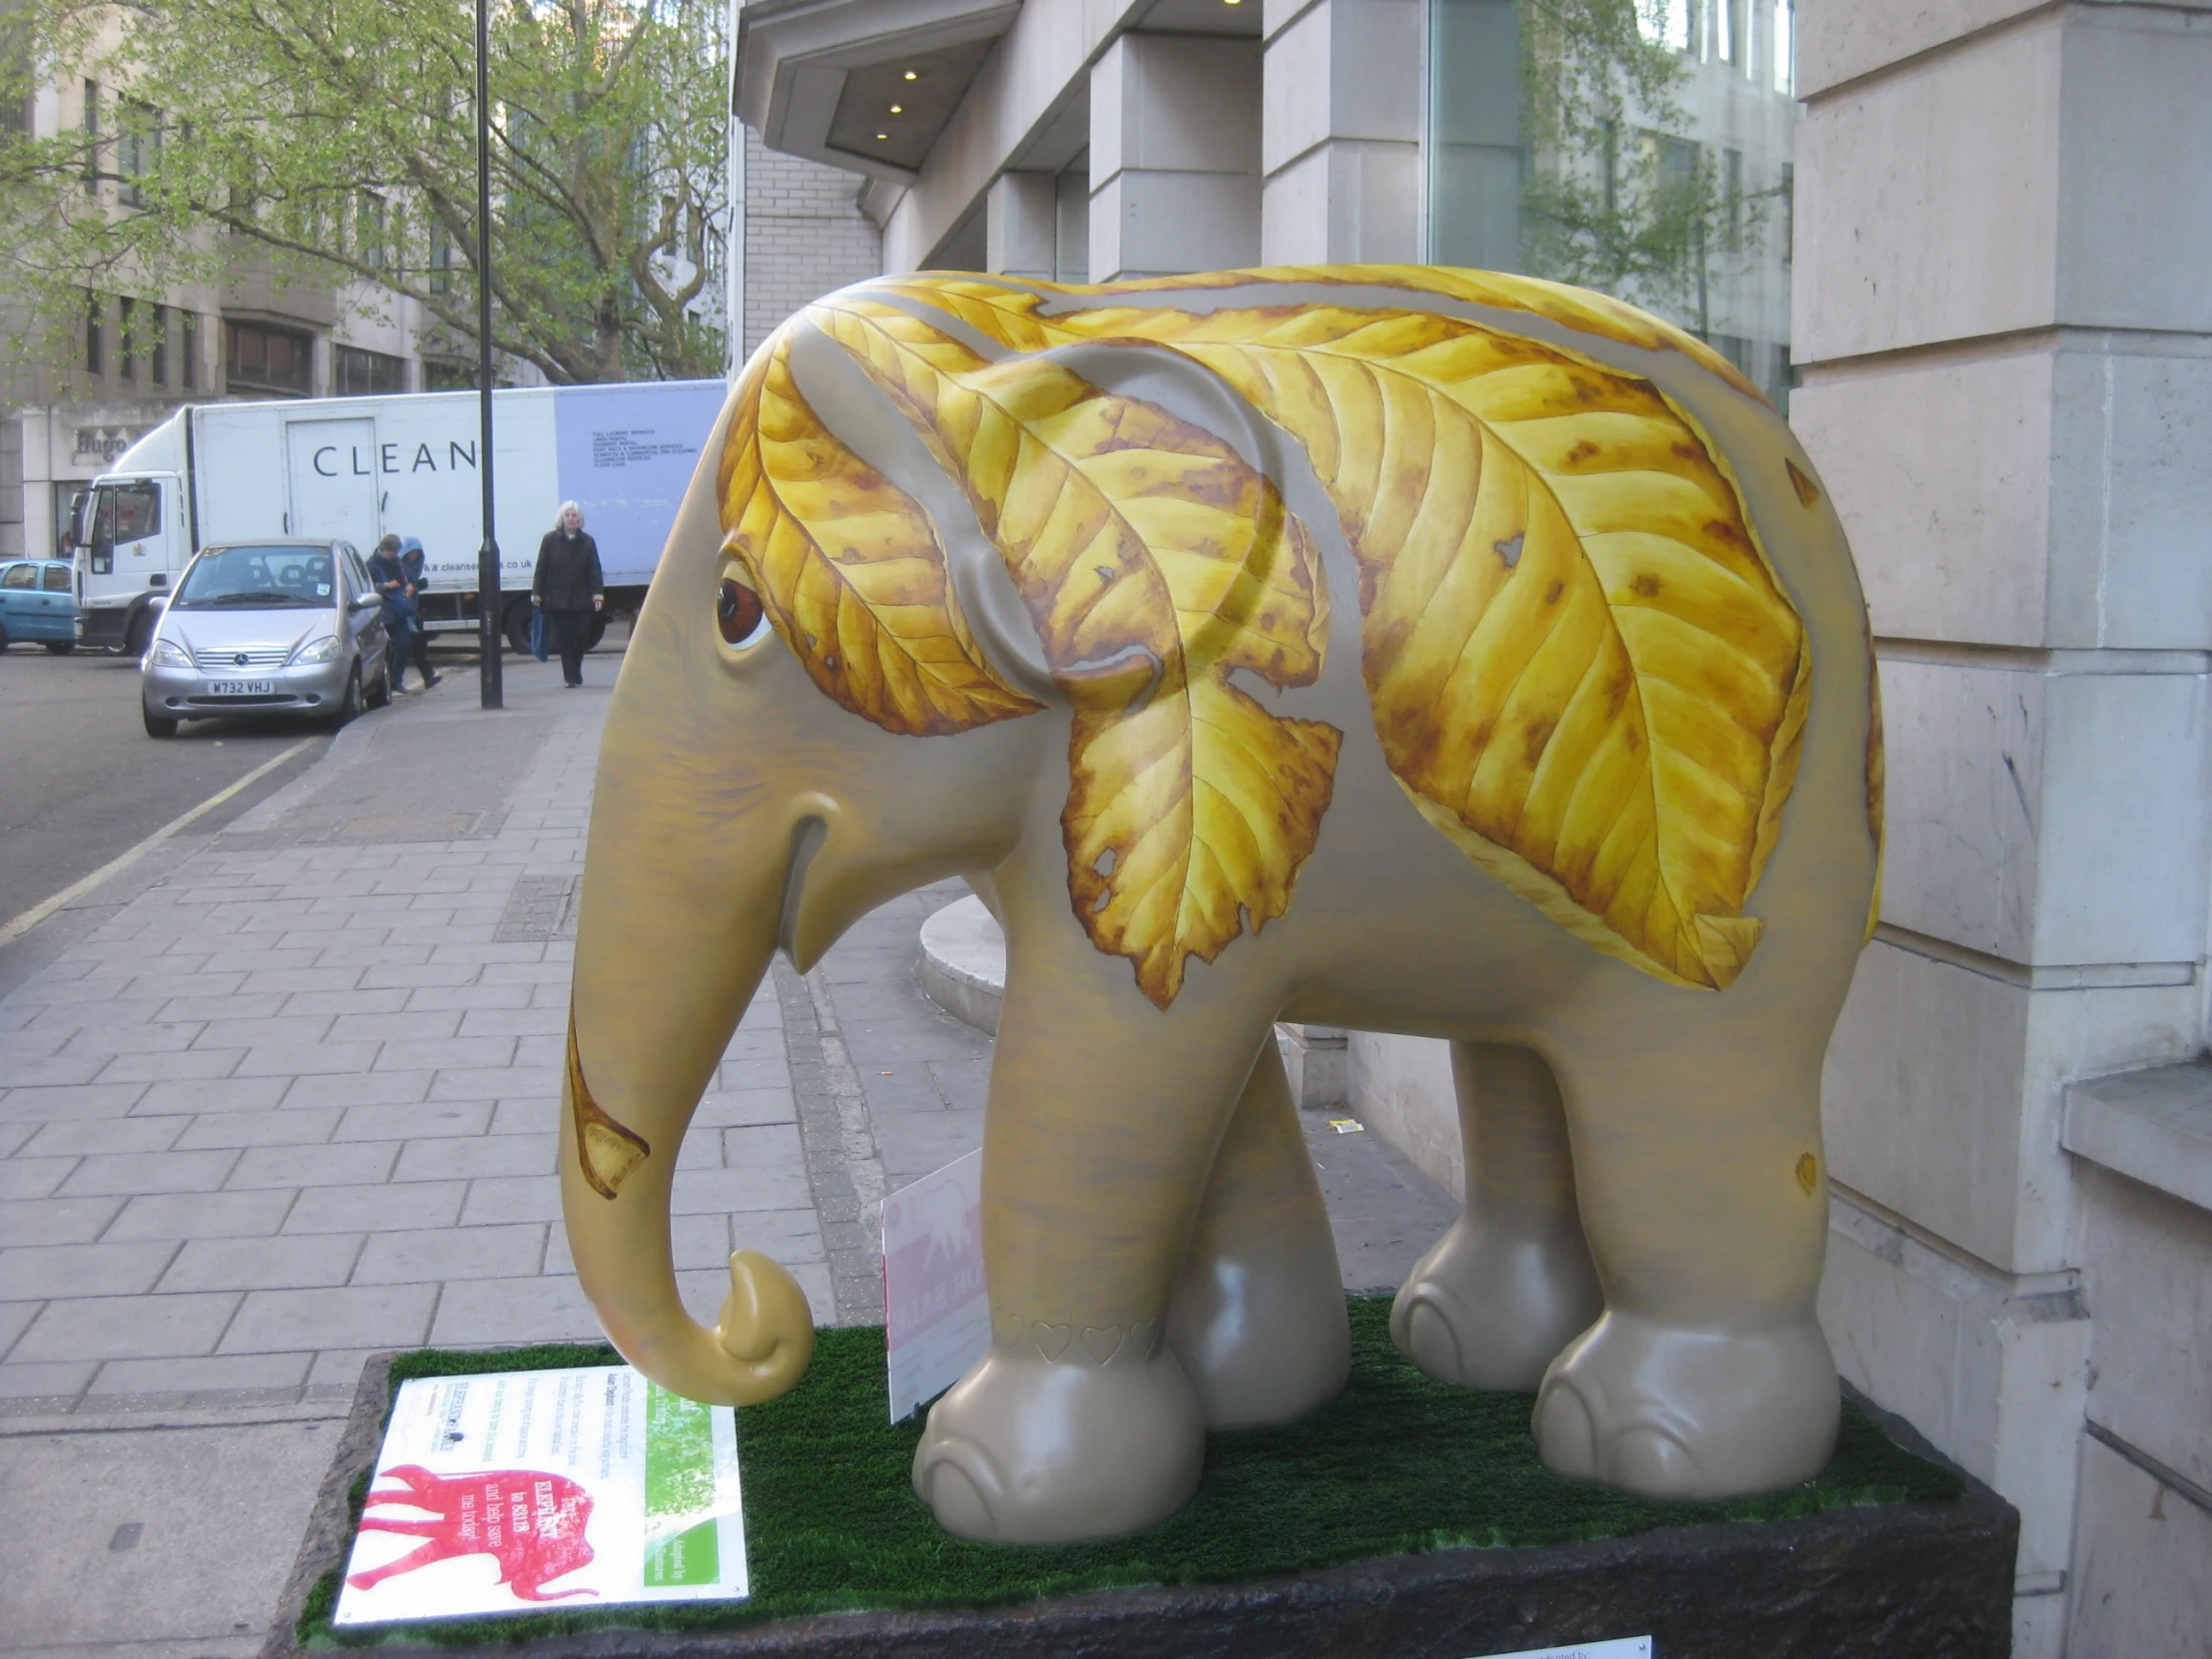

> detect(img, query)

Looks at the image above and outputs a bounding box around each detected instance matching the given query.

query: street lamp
[475,0,503,710]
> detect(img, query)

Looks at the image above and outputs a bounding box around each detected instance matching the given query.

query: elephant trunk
[557,692,816,1406]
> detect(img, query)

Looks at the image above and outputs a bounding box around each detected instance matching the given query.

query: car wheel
[44,640,76,656]
[504,600,535,658]
[331,664,362,728]
[0,622,10,650]
[144,707,178,739]
[584,613,608,651]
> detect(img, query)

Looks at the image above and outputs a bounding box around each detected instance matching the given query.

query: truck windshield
[174,546,337,609]
[89,481,161,546]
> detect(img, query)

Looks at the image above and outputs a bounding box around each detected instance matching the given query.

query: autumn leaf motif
[867,280,1807,990]
[806,294,1340,1008]
[717,333,1042,736]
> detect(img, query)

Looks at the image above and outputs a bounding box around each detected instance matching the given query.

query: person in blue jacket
[396,537,441,689]
[364,534,420,694]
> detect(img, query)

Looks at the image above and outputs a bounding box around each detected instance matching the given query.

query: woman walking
[532,502,605,688]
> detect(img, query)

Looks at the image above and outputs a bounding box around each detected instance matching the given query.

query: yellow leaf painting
[866,279,1808,990]
[717,334,1043,736]
[806,294,1341,1008]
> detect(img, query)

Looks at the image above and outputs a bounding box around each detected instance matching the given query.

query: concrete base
[264,1356,2019,1659]
[915,894,1005,1035]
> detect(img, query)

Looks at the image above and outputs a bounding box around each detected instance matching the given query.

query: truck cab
[72,414,190,655]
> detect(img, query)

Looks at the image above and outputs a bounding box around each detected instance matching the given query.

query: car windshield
[174,546,337,609]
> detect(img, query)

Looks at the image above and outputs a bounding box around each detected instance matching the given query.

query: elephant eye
[717,577,769,648]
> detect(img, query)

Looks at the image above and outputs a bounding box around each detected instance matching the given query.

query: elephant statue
[558,266,1883,1546]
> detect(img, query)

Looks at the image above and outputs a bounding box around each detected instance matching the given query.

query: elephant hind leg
[1534,1037,1838,1499]
[1166,1034,1349,1428]
[1391,1042,1602,1390]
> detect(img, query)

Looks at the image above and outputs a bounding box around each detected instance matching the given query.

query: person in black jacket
[532,502,605,688]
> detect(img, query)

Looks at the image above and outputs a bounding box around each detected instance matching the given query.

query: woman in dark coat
[532,501,605,688]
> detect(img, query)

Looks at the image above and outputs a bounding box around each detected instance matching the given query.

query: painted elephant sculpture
[558,266,1884,1545]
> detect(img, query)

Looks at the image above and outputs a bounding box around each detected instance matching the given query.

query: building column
[1088,33,1263,281]
[1260,0,1423,265]
[1792,5,2212,1655]
[986,172,1059,281]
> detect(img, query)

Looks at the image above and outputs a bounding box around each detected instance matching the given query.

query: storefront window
[1425,0,1799,406]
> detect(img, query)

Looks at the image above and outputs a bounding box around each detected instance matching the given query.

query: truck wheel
[504,601,535,658]
[125,611,152,659]
[585,613,607,651]
[144,707,178,738]
[44,640,76,656]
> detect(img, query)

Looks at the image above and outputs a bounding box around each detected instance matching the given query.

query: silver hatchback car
[141,540,392,738]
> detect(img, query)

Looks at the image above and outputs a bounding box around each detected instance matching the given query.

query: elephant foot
[911,1344,1205,1542]
[1390,1215,1601,1391]
[1167,1234,1349,1429]
[1533,1311,1840,1498]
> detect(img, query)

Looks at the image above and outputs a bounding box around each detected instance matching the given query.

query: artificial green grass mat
[301,1297,1960,1647]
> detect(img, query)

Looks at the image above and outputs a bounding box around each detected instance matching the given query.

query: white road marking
[0,738,317,946]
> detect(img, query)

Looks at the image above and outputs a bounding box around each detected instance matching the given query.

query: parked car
[141,539,391,739]
[0,557,79,653]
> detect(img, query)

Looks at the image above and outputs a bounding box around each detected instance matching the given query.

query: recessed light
[889,104,902,113]
[876,132,888,140]
[903,70,918,80]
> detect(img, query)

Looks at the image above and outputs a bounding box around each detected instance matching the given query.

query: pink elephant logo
[346,1464,597,1602]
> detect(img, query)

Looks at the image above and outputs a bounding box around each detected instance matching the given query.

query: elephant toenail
[1534,1380,1598,1479]
[919,1456,998,1540]
[1610,1424,1701,1491]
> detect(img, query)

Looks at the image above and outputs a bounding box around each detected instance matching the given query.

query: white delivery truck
[69,379,729,656]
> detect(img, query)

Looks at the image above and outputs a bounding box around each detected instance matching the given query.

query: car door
[343,548,383,675]
[0,562,36,641]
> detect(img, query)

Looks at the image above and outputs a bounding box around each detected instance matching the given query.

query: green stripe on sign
[643,1382,721,1587]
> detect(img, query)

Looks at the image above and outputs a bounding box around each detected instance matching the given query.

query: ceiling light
[876,132,888,140]
[889,104,902,113]
[903,70,918,80]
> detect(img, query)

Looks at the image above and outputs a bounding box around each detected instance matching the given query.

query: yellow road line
[0,738,318,947]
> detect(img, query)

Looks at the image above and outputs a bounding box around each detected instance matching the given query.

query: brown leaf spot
[1523,716,1557,768]
[1630,573,1662,598]
[1543,579,1565,605]
[1786,458,1821,507]
[1795,1152,1819,1196]
[1702,518,1747,548]
[1563,439,1600,465]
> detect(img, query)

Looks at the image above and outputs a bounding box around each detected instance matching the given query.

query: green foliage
[298,1302,1961,1647]
[1517,0,1763,325]
[0,0,728,381]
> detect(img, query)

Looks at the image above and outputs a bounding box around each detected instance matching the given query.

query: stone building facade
[734,0,2209,1650]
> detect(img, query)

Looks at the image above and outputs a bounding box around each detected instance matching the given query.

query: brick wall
[744,128,883,357]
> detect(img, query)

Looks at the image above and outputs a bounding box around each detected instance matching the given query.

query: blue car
[0,558,79,654]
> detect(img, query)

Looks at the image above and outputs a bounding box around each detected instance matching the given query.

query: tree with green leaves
[0,0,729,382]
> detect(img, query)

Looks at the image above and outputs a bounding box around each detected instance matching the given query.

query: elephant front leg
[1166,1033,1349,1428]
[911,979,1279,1544]
[1390,1043,1602,1389]
[1534,1035,1839,1499]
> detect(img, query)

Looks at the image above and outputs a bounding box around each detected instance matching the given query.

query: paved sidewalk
[0,643,1455,1658]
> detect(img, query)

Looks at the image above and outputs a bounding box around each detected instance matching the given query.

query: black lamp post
[474,0,503,710]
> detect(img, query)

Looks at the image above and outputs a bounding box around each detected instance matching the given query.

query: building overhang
[736,0,1022,186]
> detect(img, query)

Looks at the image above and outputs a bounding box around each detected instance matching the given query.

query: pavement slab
[0,646,1463,1657]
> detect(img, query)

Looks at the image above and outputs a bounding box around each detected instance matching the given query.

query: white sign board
[881,1148,990,1422]
[1463,1639,1652,1659]
[333,1367,748,1625]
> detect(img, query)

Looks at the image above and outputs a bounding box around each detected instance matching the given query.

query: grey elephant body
[562,271,1879,1545]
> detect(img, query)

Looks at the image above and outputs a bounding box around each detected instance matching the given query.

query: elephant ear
[808,294,1342,1010]
[863,278,1809,992]
[717,329,1044,736]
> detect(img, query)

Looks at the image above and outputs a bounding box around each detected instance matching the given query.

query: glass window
[334,345,406,396]
[43,564,73,592]
[92,481,161,546]
[152,302,169,386]
[175,546,336,609]
[1,564,35,590]
[181,311,198,388]
[344,549,375,601]
[228,320,314,394]
[82,79,98,197]
[423,359,476,391]
[84,290,102,375]
[1425,0,1801,408]
[117,99,160,209]
[118,295,136,382]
